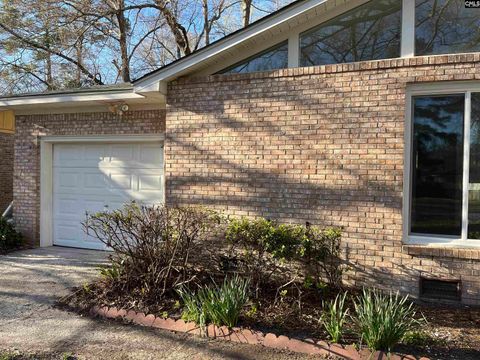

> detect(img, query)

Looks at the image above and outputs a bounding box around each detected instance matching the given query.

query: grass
[353,288,425,352]
[177,275,250,328]
[320,292,349,343]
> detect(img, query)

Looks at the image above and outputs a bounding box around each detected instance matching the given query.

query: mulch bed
[58,279,480,360]
[397,304,480,360]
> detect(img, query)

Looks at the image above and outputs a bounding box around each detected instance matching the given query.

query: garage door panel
[83,199,107,216]
[55,223,79,240]
[140,144,164,165]
[56,171,81,190]
[109,174,133,190]
[54,144,83,162]
[110,144,135,162]
[55,199,78,215]
[53,199,103,220]
[53,141,164,250]
[54,144,104,168]
[84,172,107,189]
[83,145,106,160]
[139,175,163,190]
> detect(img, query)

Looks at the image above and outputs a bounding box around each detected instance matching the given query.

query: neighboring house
[0,111,14,214]
[0,0,479,305]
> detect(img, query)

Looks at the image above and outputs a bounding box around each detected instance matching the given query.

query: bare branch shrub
[83,202,222,304]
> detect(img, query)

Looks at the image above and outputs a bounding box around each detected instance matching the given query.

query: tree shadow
[167,72,407,295]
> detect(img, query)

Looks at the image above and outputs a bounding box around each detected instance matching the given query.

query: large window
[219,41,288,74]
[216,0,480,76]
[415,0,480,56]
[411,95,464,236]
[299,0,401,67]
[409,90,480,243]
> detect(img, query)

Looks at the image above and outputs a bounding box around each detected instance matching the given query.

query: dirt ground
[397,304,480,360]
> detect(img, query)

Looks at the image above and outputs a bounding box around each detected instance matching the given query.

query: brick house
[1,0,479,305]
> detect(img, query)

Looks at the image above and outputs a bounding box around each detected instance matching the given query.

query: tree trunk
[116,1,131,82]
[76,34,84,85]
[241,0,252,27]
[203,0,210,45]
[44,29,54,90]
[155,0,191,56]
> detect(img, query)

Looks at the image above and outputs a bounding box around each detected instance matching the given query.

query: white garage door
[53,142,164,250]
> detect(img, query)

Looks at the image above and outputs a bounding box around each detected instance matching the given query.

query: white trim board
[39,135,165,248]
[0,89,142,107]
[41,134,165,143]
[401,0,415,58]
[403,82,480,249]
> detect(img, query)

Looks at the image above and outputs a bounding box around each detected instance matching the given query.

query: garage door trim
[40,134,165,248]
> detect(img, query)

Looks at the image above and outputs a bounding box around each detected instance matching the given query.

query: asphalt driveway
[0,247,311,360]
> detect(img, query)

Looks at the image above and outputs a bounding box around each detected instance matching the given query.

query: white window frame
[404,82,480,249]
[401,0,415,57]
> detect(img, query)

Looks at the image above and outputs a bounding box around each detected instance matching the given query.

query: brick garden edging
[90,305,429,360]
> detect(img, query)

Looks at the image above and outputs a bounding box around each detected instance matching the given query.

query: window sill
[404,245,480,260]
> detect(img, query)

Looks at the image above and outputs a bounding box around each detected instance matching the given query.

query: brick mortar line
[90,305,430,360]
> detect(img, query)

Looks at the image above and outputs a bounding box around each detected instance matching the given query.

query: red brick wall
[0,132,14,214]
[13,110,166,246]
[166,54,480,305]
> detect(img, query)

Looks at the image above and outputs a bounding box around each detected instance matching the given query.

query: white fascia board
[0,90,144,108]
[133,0,330,93]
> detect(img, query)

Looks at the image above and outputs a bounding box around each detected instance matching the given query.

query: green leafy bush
[177,275,250,328]
[298,227,343,289]
[225,217,290,292]
[225,216,343,291]
[353,288,424,352]
[0,218,23,253]
[321,292,349,343]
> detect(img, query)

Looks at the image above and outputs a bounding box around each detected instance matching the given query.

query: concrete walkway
[0,247,309,360]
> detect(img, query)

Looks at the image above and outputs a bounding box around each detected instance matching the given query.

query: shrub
[98,262,123,282]
[321,292,349,343]
[225,217,283,293]
[297,227,343,289]
[226,216,344,291]
[177,275,250,328]
[0,218,23,253]
[353,288,424,352]
[83,203,222,303]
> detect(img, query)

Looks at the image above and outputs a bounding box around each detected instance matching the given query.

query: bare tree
[0,0,294,94]
[241,0,252,27]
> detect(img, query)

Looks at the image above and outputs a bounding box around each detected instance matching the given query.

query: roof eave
[0,88,141,107]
